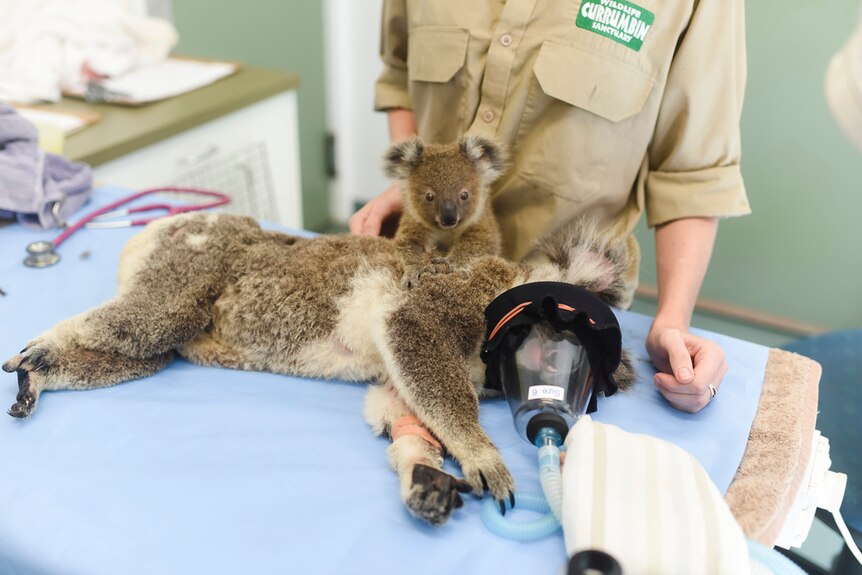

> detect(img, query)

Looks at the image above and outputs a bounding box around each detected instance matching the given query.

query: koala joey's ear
[383,138,425,180]
[459,135,508,185]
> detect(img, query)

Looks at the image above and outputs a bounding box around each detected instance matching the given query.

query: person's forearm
[653,217,718,329]
[388,108,417,142]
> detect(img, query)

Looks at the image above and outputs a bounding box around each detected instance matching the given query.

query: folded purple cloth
[0,103,92,228]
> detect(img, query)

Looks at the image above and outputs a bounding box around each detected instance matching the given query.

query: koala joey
[385,135,507,284]
[3,212,638,527]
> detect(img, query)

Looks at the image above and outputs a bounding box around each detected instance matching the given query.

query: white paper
[73,58,237,104]
[17,107,88,135]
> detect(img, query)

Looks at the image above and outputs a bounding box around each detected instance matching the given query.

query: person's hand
[348,182,403,237]
[646,323,727,413]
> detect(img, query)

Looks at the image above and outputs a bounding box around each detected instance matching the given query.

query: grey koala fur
[3,211,639,527]
[386,136,506,284]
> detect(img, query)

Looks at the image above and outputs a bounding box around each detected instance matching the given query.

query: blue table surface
[0,187,769,575]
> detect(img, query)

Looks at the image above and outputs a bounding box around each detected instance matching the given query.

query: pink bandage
[391,415,443,453]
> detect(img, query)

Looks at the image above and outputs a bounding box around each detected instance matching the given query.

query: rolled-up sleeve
[645,0,751,227]
[374,0,412,112]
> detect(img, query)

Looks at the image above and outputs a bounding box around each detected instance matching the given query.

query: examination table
[0,187,820,575]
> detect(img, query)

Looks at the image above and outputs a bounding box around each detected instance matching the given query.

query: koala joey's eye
[459,189,470,201]
[425,191,435,202]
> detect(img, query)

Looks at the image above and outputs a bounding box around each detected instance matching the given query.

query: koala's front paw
[427,257,454,274]
[401,259,458,290]
[3,340,57,374]
[404,464,472,526]
[2,343,54,418]
[460,449,516,514]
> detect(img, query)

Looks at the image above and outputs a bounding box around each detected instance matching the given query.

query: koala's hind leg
[2,336,172,418]
[178,333,247,370]
[70,293,212,360]
[1,287,207,417]
[364,382,471,526]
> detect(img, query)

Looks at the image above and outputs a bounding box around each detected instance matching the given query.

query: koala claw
[498,490,517,516]
[460,451,516,508]
[4,343,53,375]
[8,403,30,418]
[479,470,489,491]
[7,368,37,418]
[402,260,459,290]
[405,464,471,526]
[4,344,53,418]
[425,260,455,278]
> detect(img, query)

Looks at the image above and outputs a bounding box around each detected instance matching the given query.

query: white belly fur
[290,265,401,383]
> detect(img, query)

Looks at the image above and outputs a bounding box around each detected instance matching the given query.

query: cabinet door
[93,91,303,229]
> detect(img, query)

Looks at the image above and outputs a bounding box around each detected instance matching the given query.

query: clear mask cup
[498,324,594,443]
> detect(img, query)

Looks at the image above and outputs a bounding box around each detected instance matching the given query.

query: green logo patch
[576,0,654,52]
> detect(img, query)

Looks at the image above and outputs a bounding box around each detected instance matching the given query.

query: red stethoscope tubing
[51,186,231,248]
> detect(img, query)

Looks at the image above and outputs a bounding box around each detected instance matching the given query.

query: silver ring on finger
[708,384,717,401]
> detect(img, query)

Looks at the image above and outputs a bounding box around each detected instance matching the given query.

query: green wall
[636,1,862,332]
[171,1,862,331]
[171,1,330,232]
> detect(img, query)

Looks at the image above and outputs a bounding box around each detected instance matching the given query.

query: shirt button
[482,110,495,122]
[500,34,513,47]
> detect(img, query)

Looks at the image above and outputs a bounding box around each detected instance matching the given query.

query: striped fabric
[562,416,750,574]
[0,103,92,229]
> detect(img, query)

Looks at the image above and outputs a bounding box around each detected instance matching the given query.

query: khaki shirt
[375,0,751,260]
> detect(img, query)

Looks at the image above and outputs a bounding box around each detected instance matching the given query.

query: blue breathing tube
[481,427,564,541]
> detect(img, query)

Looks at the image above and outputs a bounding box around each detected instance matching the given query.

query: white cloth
[0,0,177,103]
[562,416,751,575]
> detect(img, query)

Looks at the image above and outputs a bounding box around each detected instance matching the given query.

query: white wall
[324,0,391,224]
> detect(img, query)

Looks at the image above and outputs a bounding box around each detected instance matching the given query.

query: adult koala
[3,212,638,526]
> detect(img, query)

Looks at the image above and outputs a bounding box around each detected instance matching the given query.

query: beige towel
[725,348,821,545]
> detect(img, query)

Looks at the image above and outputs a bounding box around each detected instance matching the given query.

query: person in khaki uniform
[350,0,750,414]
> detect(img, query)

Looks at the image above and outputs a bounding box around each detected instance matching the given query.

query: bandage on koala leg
[390,415,471,526]
[363,384,467,525]
[390,414,443,453]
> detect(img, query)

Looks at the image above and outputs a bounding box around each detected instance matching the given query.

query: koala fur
[3,213,639,527]
[386,136,506,283]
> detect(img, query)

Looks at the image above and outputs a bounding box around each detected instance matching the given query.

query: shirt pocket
[515,41,657,201]
[407,26,470,142]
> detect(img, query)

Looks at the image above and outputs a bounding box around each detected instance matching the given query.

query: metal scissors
[24,186,231,268]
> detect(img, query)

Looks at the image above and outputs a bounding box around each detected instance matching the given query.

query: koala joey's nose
[438,200,458,228]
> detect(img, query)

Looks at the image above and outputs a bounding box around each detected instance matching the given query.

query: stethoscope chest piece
[24,241,61,268]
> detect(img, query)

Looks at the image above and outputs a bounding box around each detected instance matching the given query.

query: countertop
[40,65,300,167]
